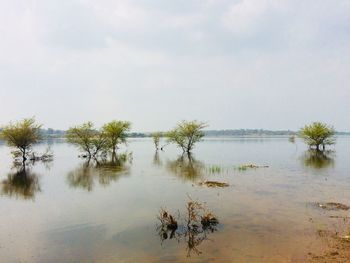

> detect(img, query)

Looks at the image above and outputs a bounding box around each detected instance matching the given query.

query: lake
[0,137,350,262]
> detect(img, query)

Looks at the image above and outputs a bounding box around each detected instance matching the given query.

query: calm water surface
[0,137,350,262]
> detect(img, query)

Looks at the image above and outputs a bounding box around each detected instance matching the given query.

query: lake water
[0,137,350,262]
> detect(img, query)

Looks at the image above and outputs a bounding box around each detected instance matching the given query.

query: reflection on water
[166,154,204,181]
[1,164,41,200]
[153,151,162,166]
[67,153,131,191]
[301,150,335,169]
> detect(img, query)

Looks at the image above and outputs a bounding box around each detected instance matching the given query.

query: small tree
[167,120,207,153]
[102,121,131,155]
[66,122,107,158]
[299,122,335,151]
[1,118,42,162]
[151,132,162,150]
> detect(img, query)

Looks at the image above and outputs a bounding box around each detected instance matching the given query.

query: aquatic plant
[207,165,223,174]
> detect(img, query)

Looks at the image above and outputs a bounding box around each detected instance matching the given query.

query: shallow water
[0,137,350,262]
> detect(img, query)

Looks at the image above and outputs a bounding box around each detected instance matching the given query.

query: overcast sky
[0,0,349,132]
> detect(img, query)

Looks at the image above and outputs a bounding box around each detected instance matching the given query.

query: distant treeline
[34,128,350,138]
[204,129,350,137]
[204,129,296,136]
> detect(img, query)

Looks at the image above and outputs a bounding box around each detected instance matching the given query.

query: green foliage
[102,121,131,154]
[66,122,108,158]
[166,120,207,153]
[1,118,42,162]
[299,122,335,150]
[151,132,163,150]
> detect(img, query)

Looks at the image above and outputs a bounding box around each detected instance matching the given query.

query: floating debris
[316,202,350,211]
[198,181,229,188]
[235,164,269,171]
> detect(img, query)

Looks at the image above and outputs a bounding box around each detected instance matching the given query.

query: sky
[0,0,349,132]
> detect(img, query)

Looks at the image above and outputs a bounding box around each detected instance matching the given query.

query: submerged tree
[299,122,335,151]
[66,122,107,158]
[167,121,207,153]
[151,132,163,150]
[1,118,42,162]
[102,121,131,155]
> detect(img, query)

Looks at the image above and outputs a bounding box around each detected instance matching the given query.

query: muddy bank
[308,235,350,262]
[309,202,350,262]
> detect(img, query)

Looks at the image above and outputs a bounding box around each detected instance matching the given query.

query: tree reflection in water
[166,154,205,181]
[67,153,132,191]
[153,151,162,167]
[157,197,219,257]
[301,150,335,169]
[1,164,41,200]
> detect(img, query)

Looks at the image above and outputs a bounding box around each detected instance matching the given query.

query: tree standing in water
[1,118,42,163]
[167,120,207,154]
[102,121,131,155]
[299,122,335,151]
[151,132,162,150]
[66,122,107,158]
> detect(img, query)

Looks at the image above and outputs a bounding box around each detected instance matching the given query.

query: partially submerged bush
[66,122,108,158]
[102,121,131,154]
[166,120,207,153]
[1,118,42,162]
[201,212,219,230]
[158,208,178,230]
[151,132,163,150]
[29,147,54,162]
[157,196,219,256]
[299,122,335,151]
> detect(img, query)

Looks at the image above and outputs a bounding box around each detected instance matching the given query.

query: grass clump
[207,165,223,174]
